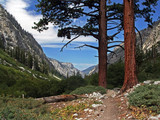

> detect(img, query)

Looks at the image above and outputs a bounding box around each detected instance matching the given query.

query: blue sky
[0,0,160,70]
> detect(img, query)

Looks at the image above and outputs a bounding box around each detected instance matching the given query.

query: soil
[97,97,119,120]
[96,89,134,120]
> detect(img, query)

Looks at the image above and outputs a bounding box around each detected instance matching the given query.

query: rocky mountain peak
[49,58,84,78]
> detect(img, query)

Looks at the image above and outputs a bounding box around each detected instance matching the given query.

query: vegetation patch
[128,84,160,119]
[0,96,52,120]
[70,85,106,95]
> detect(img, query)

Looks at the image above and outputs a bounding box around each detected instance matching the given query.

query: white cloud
[2,0,96,45]
[41,44,63,48]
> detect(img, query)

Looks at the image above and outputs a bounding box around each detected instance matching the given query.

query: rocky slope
[49,58,84,77]
[86,20,160,75]
[82,65,95,75]
[0,4,55,70]
[0,4,85,77]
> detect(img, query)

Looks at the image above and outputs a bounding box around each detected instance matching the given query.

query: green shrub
[70,85,106,95]
[128,84,160,114]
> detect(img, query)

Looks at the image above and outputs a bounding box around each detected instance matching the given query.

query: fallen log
[43,94,85,103]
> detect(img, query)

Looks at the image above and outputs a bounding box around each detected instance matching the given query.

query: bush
[128,84,160,114]
[70,85,106,95]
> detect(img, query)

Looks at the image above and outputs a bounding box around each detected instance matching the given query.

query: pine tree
[121,0,138,93]
[121,0,158,92]
[0,37,4,50]
[34,0,158,88]
[27,53,33,69]
[34,56,39,71]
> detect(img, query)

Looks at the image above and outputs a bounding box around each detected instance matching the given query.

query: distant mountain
[49,58,85,78]
[87,20,160,75]
[0,4,63,77]
[82,65,95,75]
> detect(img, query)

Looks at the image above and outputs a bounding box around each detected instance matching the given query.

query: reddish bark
[98,0,107,88]
[121,0,138,93]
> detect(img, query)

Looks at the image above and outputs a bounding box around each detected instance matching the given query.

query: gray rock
[153,81,160,85]
[143,80,152,84]
[148,116,159,120]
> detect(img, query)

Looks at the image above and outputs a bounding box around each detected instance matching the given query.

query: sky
[0,0,160,70]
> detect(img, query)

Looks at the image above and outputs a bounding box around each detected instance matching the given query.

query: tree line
[0,40,49,74]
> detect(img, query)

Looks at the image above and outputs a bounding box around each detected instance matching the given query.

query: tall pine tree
[34,0,158,88]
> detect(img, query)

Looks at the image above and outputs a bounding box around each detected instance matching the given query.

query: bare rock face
[0,4,59,74]
[49,58,84,77]
[87,20,160,75]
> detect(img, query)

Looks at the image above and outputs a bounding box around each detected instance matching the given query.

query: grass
[0,96,52,120]
[0,48,62,98]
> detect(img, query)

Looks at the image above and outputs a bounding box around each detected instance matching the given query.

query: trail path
[97,97,119,120]
[97,90,120,120]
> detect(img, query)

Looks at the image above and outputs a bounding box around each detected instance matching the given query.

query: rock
[111,93,116,98]
[87,92,105,100]
[143,80,152,84]
[73,113,78,117]
[27,70,31,73]
[113,88,121,92]
[84,108,89,112]
[135,83,141,88]
[126,101,129,107]
[124,93,129,97]
[75,118,83,120]
[19,66,25,71]
[92,104,102,108]
[148,116,159,120]
[89,109,93,112]
[153,81,160,85]
[33,74,37,78]
[157,114,160,118]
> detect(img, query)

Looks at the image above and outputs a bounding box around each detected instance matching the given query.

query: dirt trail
[97,90,120,120]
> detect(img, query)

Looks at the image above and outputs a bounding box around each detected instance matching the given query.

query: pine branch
[61,35,81,52]
[135,27,143,50]
[108,44,124,50]
[108,41,124,44]
[75,44,99,50]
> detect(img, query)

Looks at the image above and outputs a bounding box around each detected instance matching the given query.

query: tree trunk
[121,0,138,93]
[98,0,107,88]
